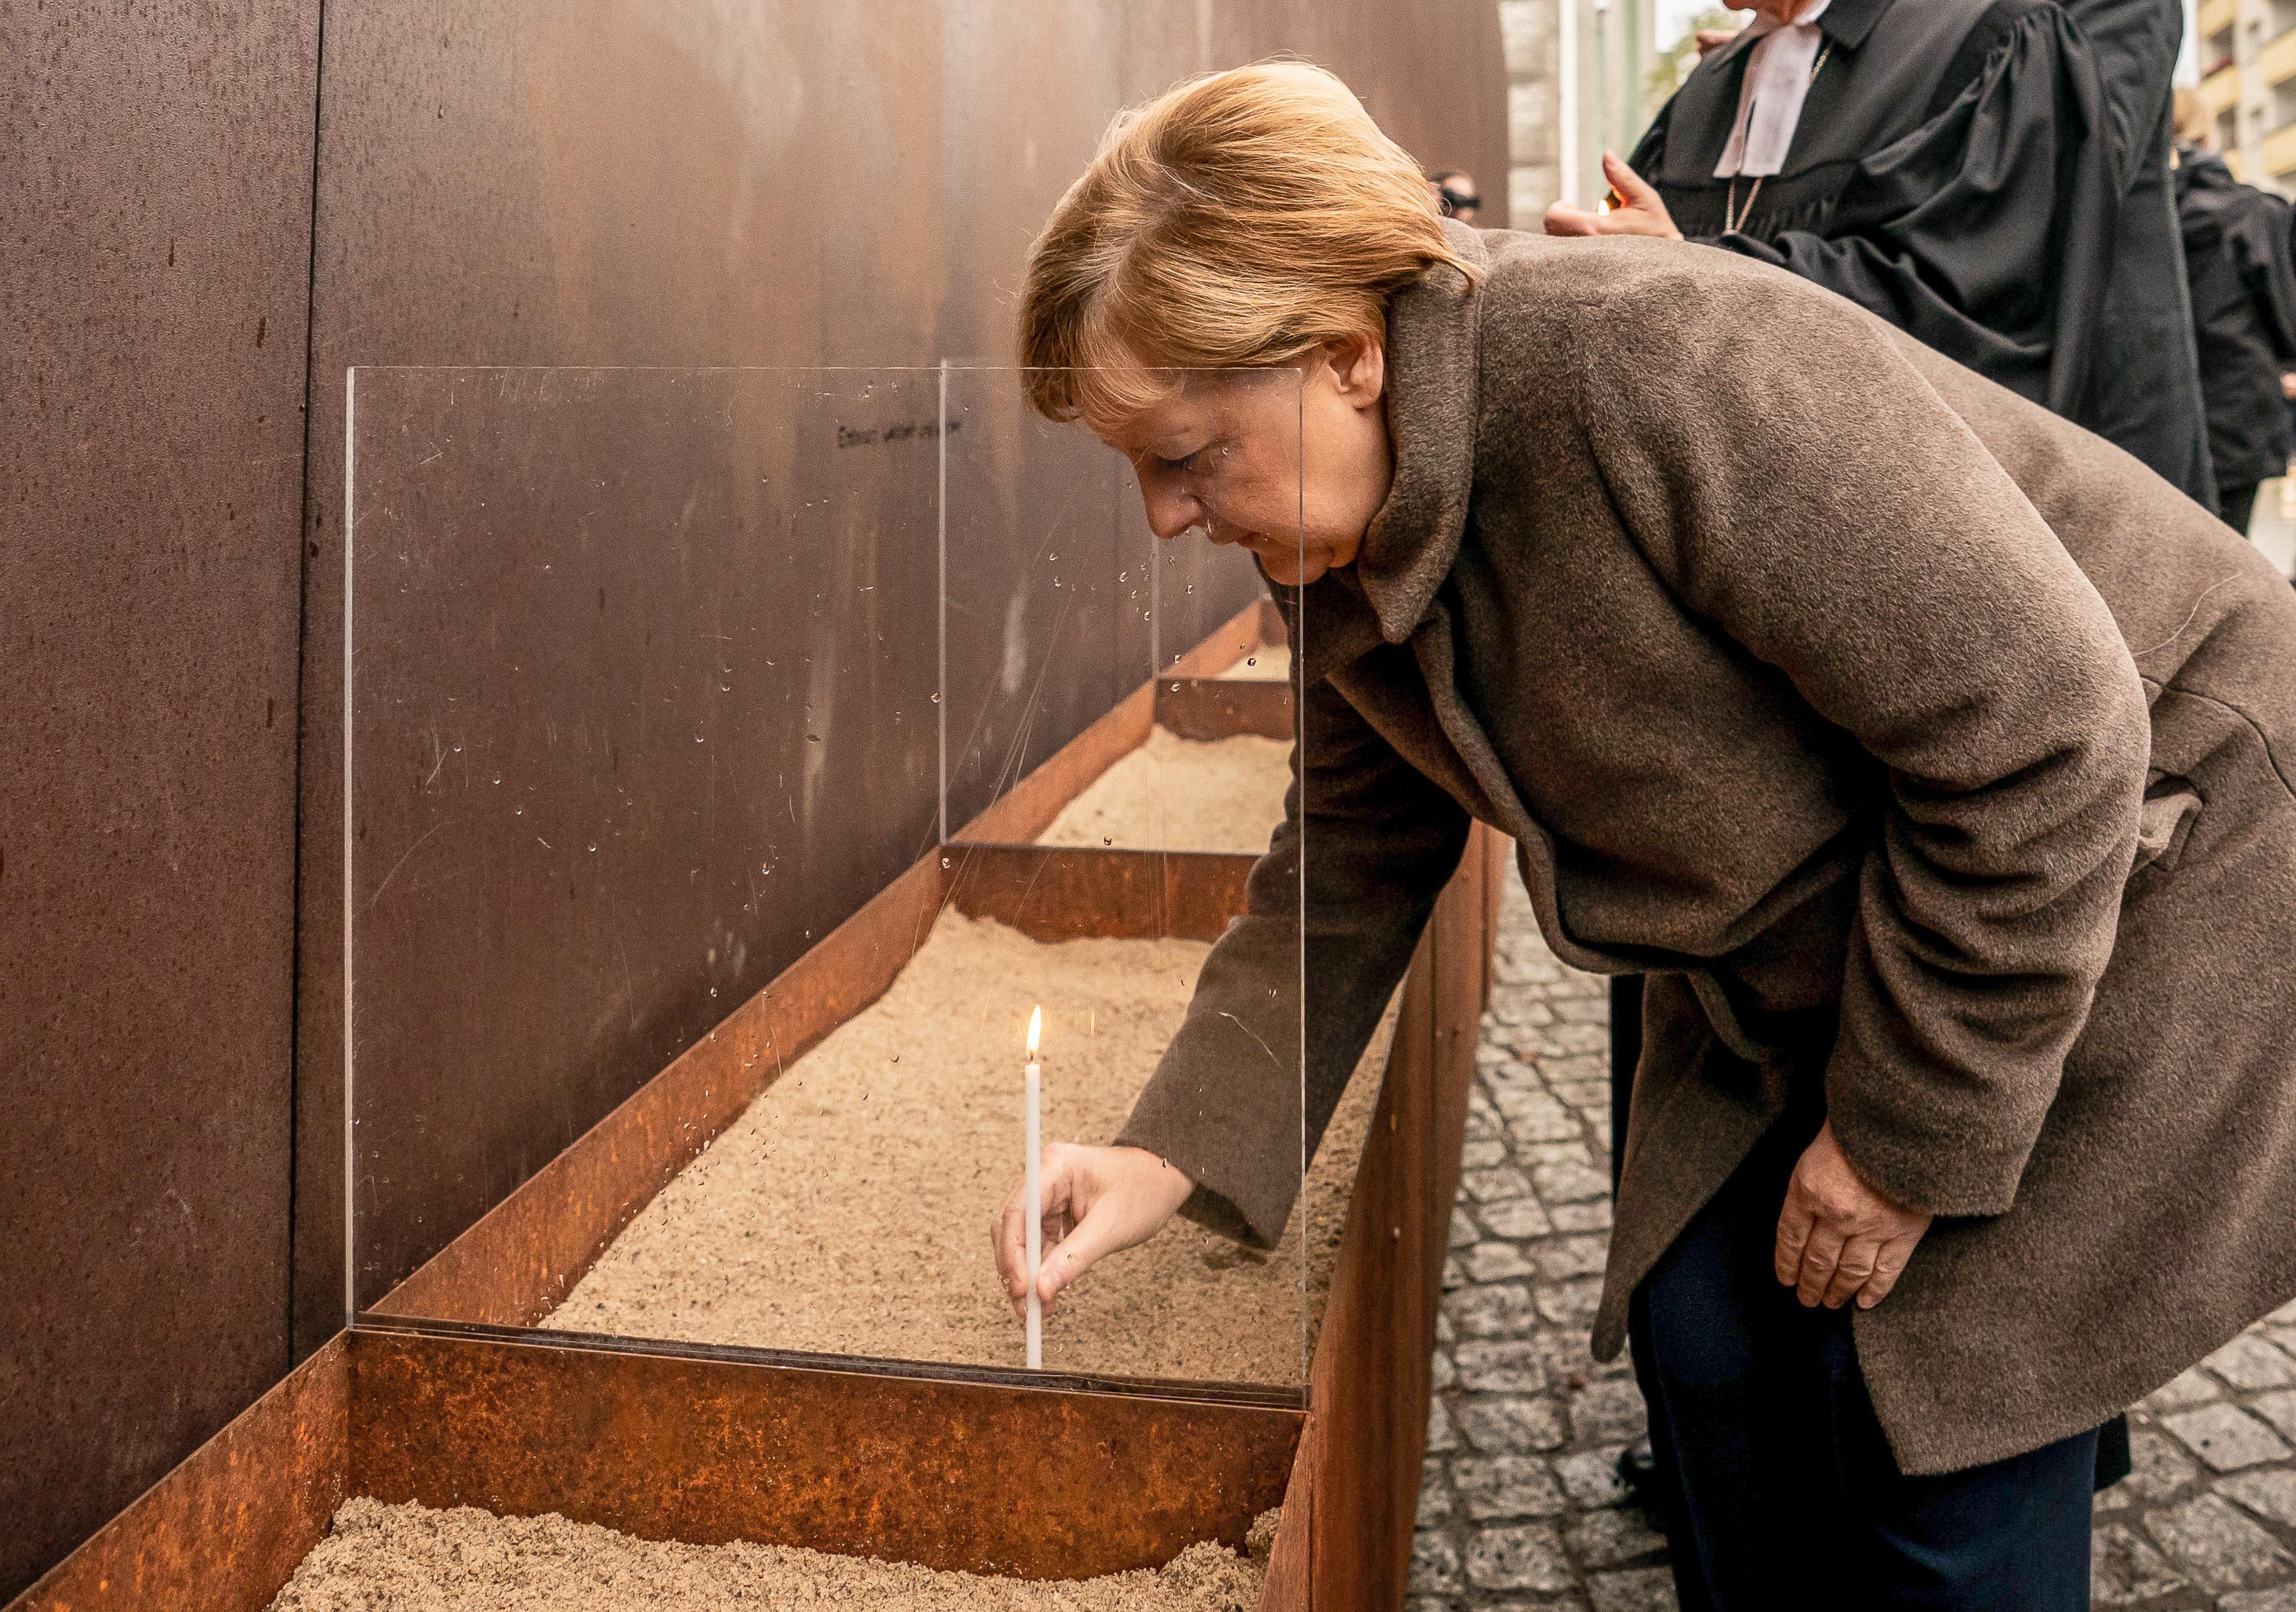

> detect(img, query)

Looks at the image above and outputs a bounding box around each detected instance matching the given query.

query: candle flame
[1026,1006,1042,1057]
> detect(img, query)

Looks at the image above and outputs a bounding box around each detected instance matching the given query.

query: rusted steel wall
[0,1,323,1598]
[295,1,1506,1343]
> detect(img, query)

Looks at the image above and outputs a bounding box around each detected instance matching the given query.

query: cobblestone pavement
[1410,867,2296,1611]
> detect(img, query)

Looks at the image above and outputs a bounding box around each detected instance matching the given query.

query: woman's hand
[990,1143,1195,1318]
[1774,1122,1933,1309]
[1543,151,1683,241]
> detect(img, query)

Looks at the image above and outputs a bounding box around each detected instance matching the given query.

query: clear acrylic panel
[347,364,1311,1389]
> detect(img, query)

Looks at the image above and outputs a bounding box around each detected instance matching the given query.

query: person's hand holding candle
[991,1142,1196,1323]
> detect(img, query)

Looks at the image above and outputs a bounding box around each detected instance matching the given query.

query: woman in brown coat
[991,63,2296,1606]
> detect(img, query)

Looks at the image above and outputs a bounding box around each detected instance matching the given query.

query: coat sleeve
[1115,671,1471,1244]
[1569,262,2151,1217]
[1703,4,2118,422]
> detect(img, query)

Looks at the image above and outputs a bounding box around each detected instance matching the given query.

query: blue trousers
[1627,1109,2099,1611]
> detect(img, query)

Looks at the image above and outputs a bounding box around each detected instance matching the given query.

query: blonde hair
[1017,61,1478,429]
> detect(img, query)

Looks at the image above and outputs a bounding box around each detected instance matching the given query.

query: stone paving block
[2090,1521,2190,1606]
[1405,1599,1457,1612]
[1461,1138,1509,1171]
[1519,1140,1597,1171]
[1566,1507,1667,1569]
[1550,1078,1611,1112]
[1464,1165,1537,1203]
[1418,1458,1454,1524]
[1455,1454,1569,1519]
[1464,1241,1537,1283]
[1533,1232,1612,1281]
[1432,1349,1456,1391]
[1428,1395,1459,1453]
[2221,1588,2296,1612]
[2120,1426,2201,1502]
[1554,996,1611,1025]
[1411,1529,1464,1593]
[1456,1394,1569,1453]
[1536,1274,1607,1325]
[1455,1341,1551,1394]
[1449,1207,1480,1250]
[1587,1566,1679,1612]
[1480,1198,1556,1239]
[2252,1389,2296,1443]
[1533,1160,1611,1204]
[1556,1446,1634,1509]
[1464,1522,1576,1592]
[2164,1403,2294,1472]
[1570,1378,1651,1445]
[1550,1200,1615,1234]
[1442,1255,1467,1292]
[2221,1466,2296,1528]
[1497,1088,1582,1143]
[2209,1335,2296,1391]
[2145,1493,2293,1589]
[1453,1282,1541,1338]
[2147,1366,2223,1412]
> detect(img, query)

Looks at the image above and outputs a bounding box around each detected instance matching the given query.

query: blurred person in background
[1549,0,2210,505]
[1428,169,1481,224]
[2172,89,2296,537]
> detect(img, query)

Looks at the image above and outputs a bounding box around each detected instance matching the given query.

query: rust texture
[946,846,1255,944]
[1155,678,1295,743]
[6,1336,349,1612]
[347,1328,1302,1581]
[0,0,322,1595]
[293,1,1501,1353]
[1259,827,1500,1611]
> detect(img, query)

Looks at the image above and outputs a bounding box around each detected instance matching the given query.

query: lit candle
[1024,1005,1044,1370]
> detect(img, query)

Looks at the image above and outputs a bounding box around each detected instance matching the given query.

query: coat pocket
[2132,782,2203,878]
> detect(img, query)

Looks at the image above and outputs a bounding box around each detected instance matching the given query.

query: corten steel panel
[1156,678,1295,742]
[6,1337,350,1612]
[946,845,1256,943]
[294,0,1510,1355]
[342,365,944,1315]
[1259,828,1492,1611]
[347,1327,1302,1580]
[0,0,321,1595]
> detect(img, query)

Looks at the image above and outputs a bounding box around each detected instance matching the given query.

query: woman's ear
[1329,338,1386,411]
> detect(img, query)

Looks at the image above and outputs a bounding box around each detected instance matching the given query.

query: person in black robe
[1548,0,2212,504]
[1548,0,2203,1504]
[2172,119,2296,532]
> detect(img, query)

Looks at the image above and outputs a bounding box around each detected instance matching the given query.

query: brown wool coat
[1115,222,2296,1475]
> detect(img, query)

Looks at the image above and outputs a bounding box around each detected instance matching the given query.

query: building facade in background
[1501,0,1663,222]
[2195,0,2296,191]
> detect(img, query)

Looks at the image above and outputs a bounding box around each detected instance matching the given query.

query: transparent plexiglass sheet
[347,365,1308,1389]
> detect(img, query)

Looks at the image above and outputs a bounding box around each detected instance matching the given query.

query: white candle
[1024,1005,1044,1370]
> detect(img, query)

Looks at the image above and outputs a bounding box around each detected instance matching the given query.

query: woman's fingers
[988,1151,1078,1318]
[1773,1184,1815,1287]
[1857,1234,1920,1309]
[1794,1222,1848,1308]
[1822,1235,1880,1309]
[1602,150,1657,207]
[1543,201,1604,238]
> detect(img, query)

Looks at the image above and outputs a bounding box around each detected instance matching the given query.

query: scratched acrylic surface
[346,366,1310,1389]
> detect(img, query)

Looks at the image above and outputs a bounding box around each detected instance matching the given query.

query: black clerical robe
[2174,146,2296,501]
[1632,0,2213,503]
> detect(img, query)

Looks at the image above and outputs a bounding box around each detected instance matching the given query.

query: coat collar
[1707,0,1891,69]
[1351,216,1489,646]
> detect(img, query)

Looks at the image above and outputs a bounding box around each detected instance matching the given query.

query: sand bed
[1214,644,1288,682]
[270,1499,1274,1611]
[550,909,1383,1382]
[1037,727,1290,855]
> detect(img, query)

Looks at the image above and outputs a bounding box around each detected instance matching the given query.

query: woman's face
[1102,341,1392,586]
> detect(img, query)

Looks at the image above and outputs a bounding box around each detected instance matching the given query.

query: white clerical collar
[1714,0,1833,180]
